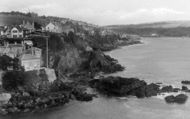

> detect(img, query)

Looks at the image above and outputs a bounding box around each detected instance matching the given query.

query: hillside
[0,11,97,30]
[105,21,190,37]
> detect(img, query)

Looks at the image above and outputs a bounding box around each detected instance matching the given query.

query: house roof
[4,25,23,32]
[12,26,23,32]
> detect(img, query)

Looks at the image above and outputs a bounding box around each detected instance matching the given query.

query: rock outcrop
[89,76,160,98]
[165,94,188,104]
[82,50,124,74]
[181,80,190,85]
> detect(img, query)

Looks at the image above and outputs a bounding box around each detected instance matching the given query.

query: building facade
[22,20,35,32]
[45,22,58,32]
[10,27,23,38]
[2,26,24,38]
[20,54,41,71]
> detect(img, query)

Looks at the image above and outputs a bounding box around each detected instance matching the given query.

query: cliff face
[49,45,84,78]
[31,32,126,80]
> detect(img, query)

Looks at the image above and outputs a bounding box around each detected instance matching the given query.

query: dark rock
[90,76,160,98]
[72,87,95,101]
[182,86,188,91]
[173,88,180,92]
[165,94,188,104]
[165,95,175,103]
[175,94,188,104]
[181,80,190,85]
[82,51,124,74]
[145,83,160,97]
[161,86,173,92]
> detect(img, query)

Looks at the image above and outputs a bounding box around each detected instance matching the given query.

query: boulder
[182,86,188,91]
[173,88,180,92]
[181,80,190,85]
[161,86,173,92]
[0,93,11,106]
[165,94,188,104]
[175,94,188,104]
[165,95,175,103]
[145,83,160,97]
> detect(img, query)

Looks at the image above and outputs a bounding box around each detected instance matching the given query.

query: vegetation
[2,71,26,91]
[0,55,20,71]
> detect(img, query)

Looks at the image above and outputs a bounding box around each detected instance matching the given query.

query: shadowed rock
[181,80,190,85]
[165,94,188,104]
[161,86,174,93]
[90,76,160,98]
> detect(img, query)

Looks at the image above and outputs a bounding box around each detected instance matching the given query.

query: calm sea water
[2,37,190,119]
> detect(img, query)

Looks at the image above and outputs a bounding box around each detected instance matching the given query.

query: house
[45,22,60,33]
[3,26,24,38]
[21,44,42,71]
[10,26,23,38]
[22,20,35,32]
[0,38,24,58]
[20,54,41,71]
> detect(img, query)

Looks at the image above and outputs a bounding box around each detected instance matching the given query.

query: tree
[0,55,13,71]
[2,71,26,91]
[34,22,42,30]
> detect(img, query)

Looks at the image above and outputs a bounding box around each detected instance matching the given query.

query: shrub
[2,71,26,91]
[0,55,13,71]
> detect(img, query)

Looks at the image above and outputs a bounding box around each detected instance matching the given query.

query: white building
[20,54,41,71]
[45,22,59,33]
[2,26,24,38]
[10,27,23,38]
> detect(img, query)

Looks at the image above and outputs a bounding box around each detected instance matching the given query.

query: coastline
[1,37,190,117]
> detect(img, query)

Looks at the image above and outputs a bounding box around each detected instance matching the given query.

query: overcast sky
[1,0,190,25]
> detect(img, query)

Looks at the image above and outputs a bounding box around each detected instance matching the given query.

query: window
[13,35,17,38]
[12,30,18,33]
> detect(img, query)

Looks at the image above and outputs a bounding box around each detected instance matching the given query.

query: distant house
[100,29,114,36]
[151,33,159,37]
[22,21,35,37]
[45,22,75,33]
[45,22,61,33]
[22,20,35,32]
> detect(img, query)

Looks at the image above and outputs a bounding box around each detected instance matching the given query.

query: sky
[1,0,190,25]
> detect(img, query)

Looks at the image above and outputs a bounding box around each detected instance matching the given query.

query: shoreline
[0,37,141,115]
[2,37,187,116]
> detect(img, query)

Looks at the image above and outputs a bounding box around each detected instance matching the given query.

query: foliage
[0,55,21,71]
[2,71,26,91]
[0,55,12,71]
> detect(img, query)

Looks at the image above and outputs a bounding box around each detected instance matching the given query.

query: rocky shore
[0,81,97,115]
[89,76,189,104]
